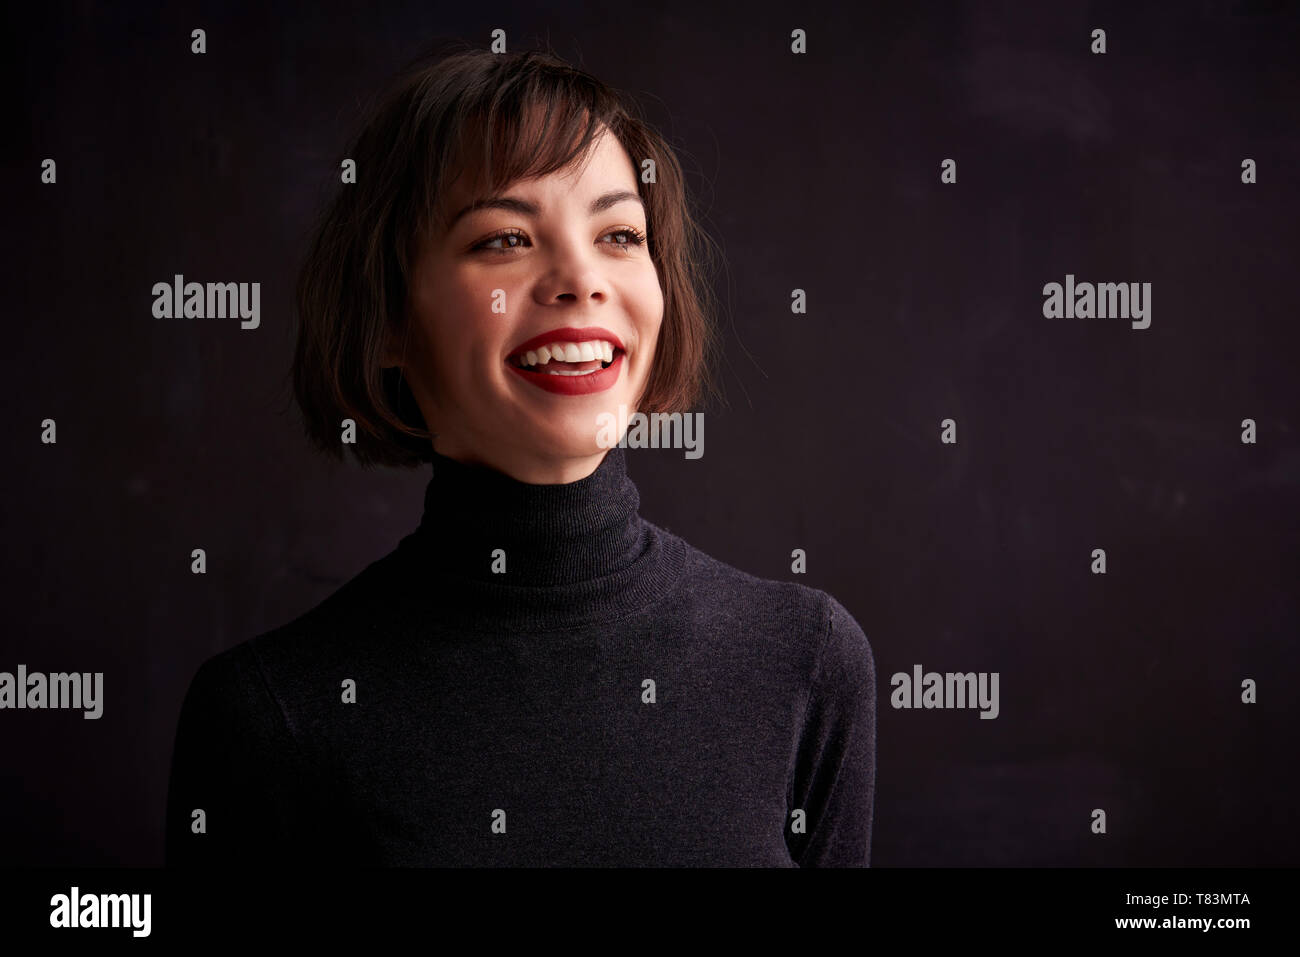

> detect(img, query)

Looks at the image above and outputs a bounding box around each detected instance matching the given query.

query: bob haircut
[291,41,723,469]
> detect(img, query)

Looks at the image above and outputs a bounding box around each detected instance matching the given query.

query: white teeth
[511,339,620,368]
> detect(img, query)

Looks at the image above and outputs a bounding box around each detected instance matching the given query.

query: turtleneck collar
[393,446,688,631]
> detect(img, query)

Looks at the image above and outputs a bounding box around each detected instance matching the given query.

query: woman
[165,43,876,867]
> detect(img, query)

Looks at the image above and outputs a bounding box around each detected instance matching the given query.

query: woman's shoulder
[661,530,875,707]
[178,549,406,703]
[666,528,873,659]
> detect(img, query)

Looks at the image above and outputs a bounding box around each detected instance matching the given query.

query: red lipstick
[505,325,627,396]
[507,351,624,395]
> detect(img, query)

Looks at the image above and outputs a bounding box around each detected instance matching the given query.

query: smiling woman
[395,125,668,480]
[164,41,877,868]
[290,41,716,483]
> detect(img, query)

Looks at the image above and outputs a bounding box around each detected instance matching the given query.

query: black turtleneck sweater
[165,447,876,867]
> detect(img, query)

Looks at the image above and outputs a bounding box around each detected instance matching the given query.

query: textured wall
[4,0,1297,868]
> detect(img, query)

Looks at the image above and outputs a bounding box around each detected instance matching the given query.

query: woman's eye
[601,227,648,249]
[474,227,647,255]
[476,230,529,253]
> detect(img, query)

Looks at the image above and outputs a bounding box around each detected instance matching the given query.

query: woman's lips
[506,350,624,395]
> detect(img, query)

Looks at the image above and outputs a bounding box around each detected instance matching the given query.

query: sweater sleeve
[164,644,307,866]
[787,594,878,867]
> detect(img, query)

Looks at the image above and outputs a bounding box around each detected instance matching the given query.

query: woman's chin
[523,432,612,462]
[509,408,624,452]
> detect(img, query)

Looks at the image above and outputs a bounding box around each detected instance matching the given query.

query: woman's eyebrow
[448,189,643,229]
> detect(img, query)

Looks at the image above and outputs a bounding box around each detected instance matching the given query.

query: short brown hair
[290,40,723,469]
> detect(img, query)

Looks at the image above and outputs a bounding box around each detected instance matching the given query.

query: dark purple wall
[4,0,1297,866]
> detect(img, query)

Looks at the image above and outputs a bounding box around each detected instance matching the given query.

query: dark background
[4,0,1297,866]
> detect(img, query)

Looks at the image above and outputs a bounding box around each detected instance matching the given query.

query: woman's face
[399,126,663,484]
